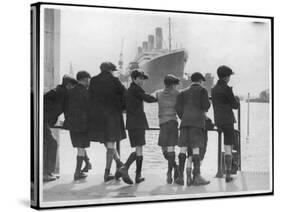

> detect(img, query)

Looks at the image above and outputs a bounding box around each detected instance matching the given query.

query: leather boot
[186,167,192,186]
[192,155,210,186]
[225,154,233,183]
[104,168,115,182]
[74,156,87,181]
[135,155,145,184]
[114,157,124,180]
[118,152,136,184]
[175,153,186,186]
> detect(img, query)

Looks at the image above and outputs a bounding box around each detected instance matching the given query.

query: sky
[58,6,271,97]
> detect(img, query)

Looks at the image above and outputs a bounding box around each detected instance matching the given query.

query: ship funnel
[155,27,163,49]
[138,46,143,55]
[148,35,154,51]
[142,41,148,51]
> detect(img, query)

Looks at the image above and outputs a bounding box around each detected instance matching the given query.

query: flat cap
[131,69,148,80]
[191,72,206,82]
[76,71,91,80]
[164,74,180,85]
[62,75,77,86]
[100,61,117,72]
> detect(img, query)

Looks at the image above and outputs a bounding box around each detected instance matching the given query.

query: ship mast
[118,38,124,71]
[168,17,172,52]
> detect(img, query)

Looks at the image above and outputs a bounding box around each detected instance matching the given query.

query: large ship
[128,18,188,93]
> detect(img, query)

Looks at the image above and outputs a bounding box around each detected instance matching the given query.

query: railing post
[237,102,241,171]
[216,130,224,178]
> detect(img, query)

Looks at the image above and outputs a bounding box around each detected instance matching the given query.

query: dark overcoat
[211,79,239,126]
[44,85,68,126]
[88,71,126,142]
[175,84,210,129]
[125,82,157,130]
[64,83,89,132]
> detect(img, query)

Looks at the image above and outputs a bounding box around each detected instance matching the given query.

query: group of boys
[44,62,239,187]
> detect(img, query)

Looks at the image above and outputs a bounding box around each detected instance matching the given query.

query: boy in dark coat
[118,69,157,184]
[155,74,180,184]
[175,72,211,186]
[88,62,129,183]
[64,71,91,181]
[211,65,239,182]
[43,75,77,182]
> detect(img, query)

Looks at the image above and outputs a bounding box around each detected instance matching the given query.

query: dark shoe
[167,172,173,184]
[104,169,115,182]
[119,166,134,184]
[186,168,192,187]
[193,175,210,186]
[74,172,87,181]
[81,161,92,173]
[49,173,60,179]
[114,162,124,180]
[115,169,122,180]
[225,175,233,183]
[43,174,57,182]
[135,174,145,184]
[175,176,184,186]
[225,171,233,183]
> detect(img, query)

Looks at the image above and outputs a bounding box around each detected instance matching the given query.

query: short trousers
[70,131,90,148]
[178,127,205,149]
[158,120,178,147]
[128,129,146,148]
[218,124,236,146]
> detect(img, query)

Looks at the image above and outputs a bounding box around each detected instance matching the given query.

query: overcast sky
[58,6,271,96]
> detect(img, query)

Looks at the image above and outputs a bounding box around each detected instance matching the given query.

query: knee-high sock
[192,154,201,176]
[178,153,186,176]
[113,150,123,168]
[136,155,143,176]
[167,152,175,173]
[225,154,232,173]
[106,148,115,171]
[75,156,84,174]
[124,152,137,169]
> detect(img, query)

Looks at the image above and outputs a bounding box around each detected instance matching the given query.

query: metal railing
[53,99,241,178]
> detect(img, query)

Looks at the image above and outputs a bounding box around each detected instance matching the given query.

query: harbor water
[58,101,270,177]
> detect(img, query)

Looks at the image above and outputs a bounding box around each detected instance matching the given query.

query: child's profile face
[133,77,145,87]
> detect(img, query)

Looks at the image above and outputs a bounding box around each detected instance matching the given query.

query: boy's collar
[190,82,202,86]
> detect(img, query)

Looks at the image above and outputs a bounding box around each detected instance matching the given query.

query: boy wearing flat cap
[155,74,180,184]
[88,62,130,183]
[118,69,157,184]
[43,75,77,182]
[175,72,211,186]
[211,65,239,183]
[64,71,92,181]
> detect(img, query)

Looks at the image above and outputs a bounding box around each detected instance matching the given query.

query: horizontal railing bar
[51,125,231,133]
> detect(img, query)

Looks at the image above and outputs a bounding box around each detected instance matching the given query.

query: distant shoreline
[246,99,269,103]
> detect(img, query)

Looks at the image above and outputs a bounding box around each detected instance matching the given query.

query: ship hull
[139,49,187,93]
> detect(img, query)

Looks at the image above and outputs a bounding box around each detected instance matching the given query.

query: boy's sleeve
[200,88,210,112]
[175,92,183,119]
[135,88,157,103]
[226,86,240,109]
